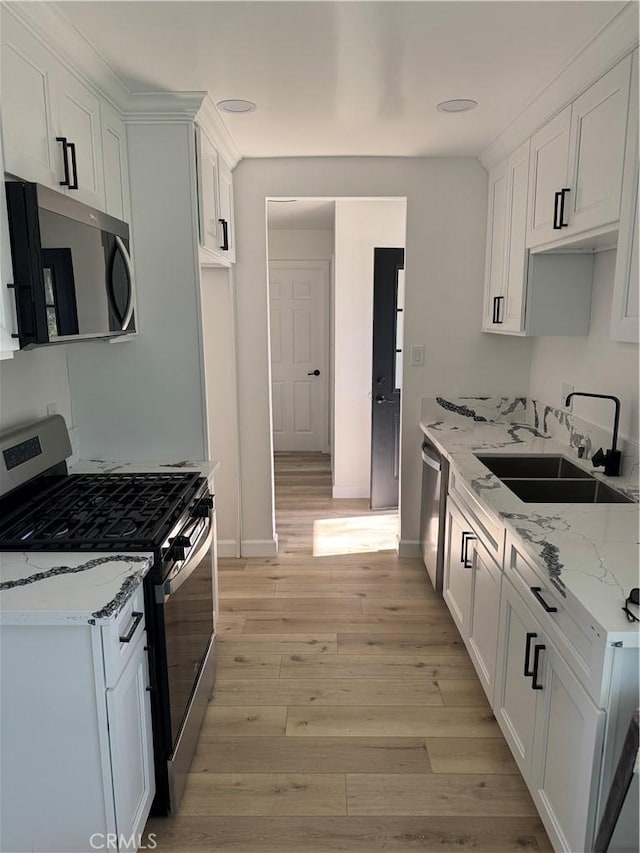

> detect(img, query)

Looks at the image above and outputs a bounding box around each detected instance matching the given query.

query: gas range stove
[0,470,204,551]
[0,414,217,817]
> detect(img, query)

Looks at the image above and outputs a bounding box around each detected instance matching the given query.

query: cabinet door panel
[532,642,605,853]
[566,55,632,235]
[196,127,221,255]
[218,159,236,263]
[482,161,507,330]
[1,13,61,186]
[468,542,502,705]
[443,501,473,637]
[527,106,571,247]
[502,139,530,332]
[495,580,540,775]
[106,634,154,840]
[57,71,105,209]
[101,101,130,222]
[611,50,639,343]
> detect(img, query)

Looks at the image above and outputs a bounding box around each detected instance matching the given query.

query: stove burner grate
[0,471,203,551]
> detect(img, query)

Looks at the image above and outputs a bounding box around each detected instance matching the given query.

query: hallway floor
[145,452,552,852]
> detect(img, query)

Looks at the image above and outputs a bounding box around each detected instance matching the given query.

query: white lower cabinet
[443,496,475,636]
[106,632,155,845]
[467,538,502,704]
[496,576,606,853]
[0,585,155,852]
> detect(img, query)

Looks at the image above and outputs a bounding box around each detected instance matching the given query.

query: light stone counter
[420,396,640,646]
[0,458,218,626]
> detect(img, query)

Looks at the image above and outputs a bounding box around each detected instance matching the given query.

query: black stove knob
[191,495,214,518]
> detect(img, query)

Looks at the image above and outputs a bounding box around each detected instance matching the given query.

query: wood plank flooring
[145,452,552,852]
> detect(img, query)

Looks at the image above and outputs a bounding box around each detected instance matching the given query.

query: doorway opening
[266,197,407,557]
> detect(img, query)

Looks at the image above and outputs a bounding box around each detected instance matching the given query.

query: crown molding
[123,92,206,124]
[196,96,242,170]
[478,2,639,170]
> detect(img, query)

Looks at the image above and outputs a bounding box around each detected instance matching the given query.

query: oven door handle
[162,521,213,598]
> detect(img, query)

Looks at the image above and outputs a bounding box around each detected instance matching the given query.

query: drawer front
[449,467,505,564]
[102,583,146,688]
[506,537,596,696]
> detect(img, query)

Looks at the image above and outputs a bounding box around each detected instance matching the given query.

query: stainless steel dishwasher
[419,440,449,592]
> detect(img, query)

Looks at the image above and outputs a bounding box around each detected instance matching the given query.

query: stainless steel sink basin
[476,454,592,479]
[501,478,634,504]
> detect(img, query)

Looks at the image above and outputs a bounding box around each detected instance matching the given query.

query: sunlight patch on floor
[312,514,398,556]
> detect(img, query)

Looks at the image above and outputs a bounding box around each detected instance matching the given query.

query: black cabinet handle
[559,188,570,228]
[497,295,504,324]
[307,369,320,376]
[531,644,545,690]
[553,191,562,229]
[492,296,504,325]
[524,631,537,677]
[531,586,558,613]
[56,137,70,187]
[219,218,229,251]
[461,531,476,568]
[119,611,143,643]
[67,141,79,190]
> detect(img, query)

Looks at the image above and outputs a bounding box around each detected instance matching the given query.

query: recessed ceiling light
[217,99,256,114]
[436,99,478,113]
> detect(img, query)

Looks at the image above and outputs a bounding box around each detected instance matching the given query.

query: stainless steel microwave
[5,181,136,348]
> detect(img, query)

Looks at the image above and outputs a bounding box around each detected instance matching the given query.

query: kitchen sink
[475,454,634,503]
[500,478,634,504]
[476,454,592,479]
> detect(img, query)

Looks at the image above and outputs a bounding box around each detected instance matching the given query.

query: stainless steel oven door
[160,516,214,744]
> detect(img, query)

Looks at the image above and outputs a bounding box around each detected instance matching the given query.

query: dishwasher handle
[421,443,441,471]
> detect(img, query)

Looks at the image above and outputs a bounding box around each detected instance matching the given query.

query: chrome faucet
[564,392,622,477]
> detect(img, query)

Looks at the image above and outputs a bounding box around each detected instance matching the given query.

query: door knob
[375,394,393,404]
[307,369,320,376]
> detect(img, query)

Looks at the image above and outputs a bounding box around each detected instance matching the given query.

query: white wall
[268,229,334,260]
[0,347,72,432]
[233,157,534,555]
[65,122,208,462]
[529,248,639,443]
[333,199,406,498]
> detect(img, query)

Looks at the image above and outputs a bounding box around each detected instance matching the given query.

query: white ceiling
[55,1,626,159]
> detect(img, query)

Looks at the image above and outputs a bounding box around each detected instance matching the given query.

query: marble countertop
[0,551,153,626]
[0,457,219,627]
[70,458,219,490]
[420,417,640,645]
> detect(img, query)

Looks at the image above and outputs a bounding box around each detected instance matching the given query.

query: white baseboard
[332,485,369,499]
[241,538,278,558]
[398,539,421,558]
[216,539,240,558]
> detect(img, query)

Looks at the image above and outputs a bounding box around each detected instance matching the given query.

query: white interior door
[269,261,329,451]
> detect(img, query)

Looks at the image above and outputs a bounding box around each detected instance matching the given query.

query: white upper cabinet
[611,49,639,344]
[196,125,236,266]
[1,7,131,219]
[483,141,530,333]
[101,100,131,222]
[1,11,62,188]
[527,55,632,249]
[526,106,571,248]
[56,70,105,209]
[564,55,632,237]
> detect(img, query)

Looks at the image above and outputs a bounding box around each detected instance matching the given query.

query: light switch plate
[410,345,425,367]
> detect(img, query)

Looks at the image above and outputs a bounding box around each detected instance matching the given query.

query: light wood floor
[145,452,552,852]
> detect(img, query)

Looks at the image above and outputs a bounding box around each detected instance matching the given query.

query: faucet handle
[591,448,606,468]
